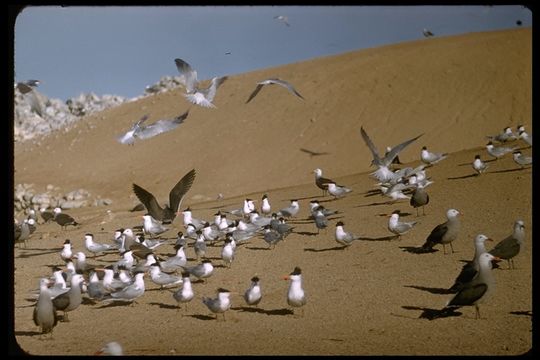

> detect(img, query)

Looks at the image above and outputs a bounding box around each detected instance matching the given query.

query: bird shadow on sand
[94,301,138,309]
[510,310,533,317]
[245,246,273,251]
[446,174,479,180]
[14,330,43,337]
[399,246,439,254]
[354,200,397,208]
[231,306,294,316]
[401,305,462,320]
[359,235,399,241]
[490,167,531,174]
[363,189,382,197]
[404,285,454,295]
[187,314,218,321]
[148,302,179,310]
[295,194,323,201]
[304,246,348,252]
[16,248,62,258]
[296,231,320,236]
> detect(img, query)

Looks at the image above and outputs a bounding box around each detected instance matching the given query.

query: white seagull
[245,78,304,103]
[117,110,189,145]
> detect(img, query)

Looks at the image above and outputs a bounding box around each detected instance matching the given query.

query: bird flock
[15,33,531,354]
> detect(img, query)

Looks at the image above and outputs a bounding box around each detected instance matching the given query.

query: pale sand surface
[12,28,532,355]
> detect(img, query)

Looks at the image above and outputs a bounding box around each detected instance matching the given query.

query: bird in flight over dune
[174,58,228,108]
[117,110,189,145]
[132,169,196,224]
[245,78,304,104]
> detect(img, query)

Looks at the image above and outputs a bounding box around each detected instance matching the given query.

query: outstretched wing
[270,78,304,100]
[132,183,165,221]
[205,76,228,102]
[245,84,264,104]
[360,127,383,166]
[174,58,198,93]
[384,133,423,165]
[136,111,189,140]
[169,169,197,213]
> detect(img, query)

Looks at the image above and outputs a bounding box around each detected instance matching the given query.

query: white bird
[486,126,517,143]
[261,194,272,215]
[174,58,228,108]
[388,210,418,239]
[518,129,532,146]
[245,78,304,103]
[360,126,423,183]
[180,207,205,230]
[327,182,352,199]
[117,111,190,145]
[105,271,146,303]
[420,146,448,165]
[472,155,488,175]
[183,259,214,282]
[159,245,187,273]
[148,264,183,289]
[33,278,58,336]
[486,141,516,160]
[512,150,532,168]
[202,288,232,321]
[273,15,290,26]
[277,199,300,218]
[84,233,117,256]
[95,342,124,356]
[244,276,262,307]
[173,271,194,312]
[60,239,73,261]
[285,267,307,316]
[142,215,169,237]
[221,237,235,268]
[193,230,207,261]
[335,221,362,247]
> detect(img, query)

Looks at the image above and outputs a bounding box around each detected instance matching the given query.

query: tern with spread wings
[245,78,304,103]
[117,110,189,145]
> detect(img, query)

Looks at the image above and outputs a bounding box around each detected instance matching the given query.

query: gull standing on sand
[173,271,194,312]
[53,207,79,230]
[335,221,362,248]
[486,141,516,160]
[244,276,262,307]
[388,210,418,239]
[410,182,430,216]
[285,267,307,316]
[512,150,532,168]
[449,234,493,293]
[52,273,84,322]
[203,288,232,320]
[488,220,525,269]
[472,155,488,175]
[431,253,499,320]
[133,169,196,224]
[360,126,423,183]
[33,278,58,335]
[245,78,304,103]
[174,58,228,108]
[421,209,461,254]
[420,146,448,166]
[313,168,336,196]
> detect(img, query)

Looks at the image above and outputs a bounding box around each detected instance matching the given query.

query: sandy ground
[12,28,532,355]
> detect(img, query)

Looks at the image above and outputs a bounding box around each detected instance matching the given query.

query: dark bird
[488,220,525,269]
[313,168,336,196]
[300,148,330,157]
[409,183,430,216]
[132,168,196,224]
[52,273,84,322]
[245,78,304,103]
[53,208,80,230]
[33,278,58,336]
[39,208,55,223]
[421,209,461,254]
[423,28,434,37]
[449,234,493,293]
[16,79,40,94]
[15,79,43,116]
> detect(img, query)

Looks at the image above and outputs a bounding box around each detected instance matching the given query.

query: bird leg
[449,243,455,253]
[474,304,482,320]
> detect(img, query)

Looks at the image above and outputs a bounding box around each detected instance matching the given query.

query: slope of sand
[12,28,532,355]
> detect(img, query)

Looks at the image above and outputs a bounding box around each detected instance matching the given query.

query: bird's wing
[136,111,189,140]
[489,238,519,258]
[449,262,477,292]
[447,283,487,307]
[174,58,198,93]
[245,84,264,103]
[117,115,149,144]
[205,76,228,102]
[360,127,383,166]
[270,79,304,100]
[17,82,34,94]
[383,133,424,165]
[132,183,165,221]
[169,169,197,213]
[423,222,449,247]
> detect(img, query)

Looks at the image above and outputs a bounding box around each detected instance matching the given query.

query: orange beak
[283,275,289,280]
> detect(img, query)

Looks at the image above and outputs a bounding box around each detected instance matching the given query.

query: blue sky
[14,5,531,101]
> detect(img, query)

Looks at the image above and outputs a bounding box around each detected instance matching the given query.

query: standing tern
[277,199,300,218]
[202,288,232,321]
[334,221,362,248]
[244,276,262,307]
[133,168,196,224]
[486,141,516,160]
[518,129,532,146]
[486,126,517,143]
[84,233,117,257]
[149,264,183,289]
[183,259,214,283]
[245,78,304,103]
[388,210,418,239]
[142,215,169,237]
[285,267,307,317]
[104,271,146,303]
[420,146,448,166]
[512,150,532,168]
[327,182,352,199]
[173,271,194,312]
[472,155,488,175]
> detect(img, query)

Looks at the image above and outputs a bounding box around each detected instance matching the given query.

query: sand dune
[13,28,532,355]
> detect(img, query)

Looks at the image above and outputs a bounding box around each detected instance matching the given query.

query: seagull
[52,207,79,229]
[360,127,423,183]
[52,273,84,322]
[334,221,362,248]
[16,79,40,94]
[449,234,493,293]
[16,79,43,116]
[431,253,499,320]
[39,208,55,224]
[117,110,189,145]
[277,199,300,218]
[472,155,488,175]
[409,182,430,216]
[327,182,352,199]
[512,150,532,168]
[423,28,434,37]
[244,276,262,307]
[486,126,517,143]
[488,220,525,269]
[388,210,418,239]
[202,288,232,321]
[245,78,304,103]
[421,209,461,254]
[174,58,228,108]
[274,15,290,26]
[133,168,196,224]
[285,267,307,316]
[420,146,448,166]
[173,271,195,312]
[486,141,516,160]
[33,278,58,336]
[14,219,31,248]
[313,168,335,196]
